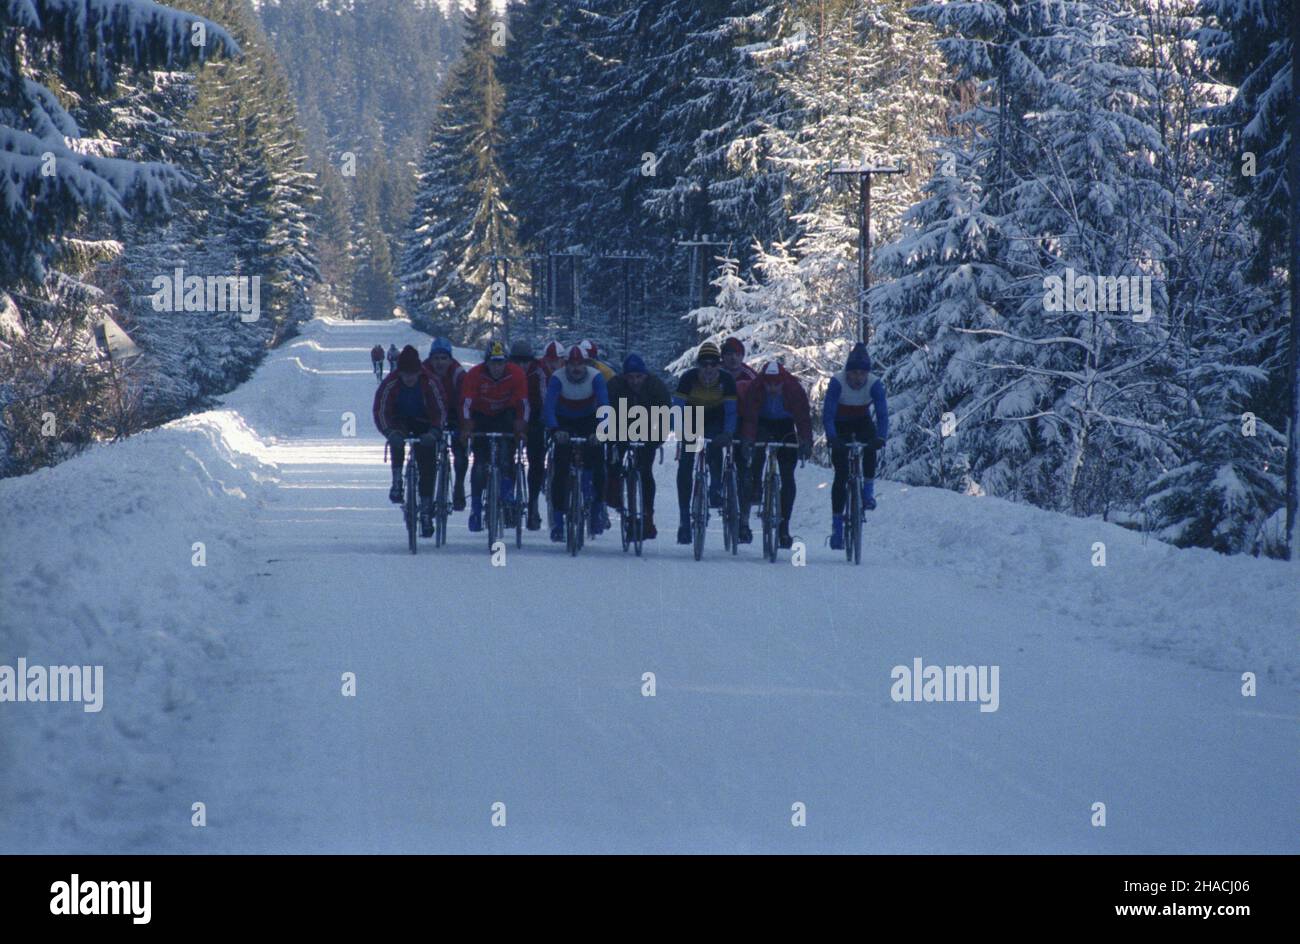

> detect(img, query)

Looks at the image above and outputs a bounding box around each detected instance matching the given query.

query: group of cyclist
[370,333,889,552]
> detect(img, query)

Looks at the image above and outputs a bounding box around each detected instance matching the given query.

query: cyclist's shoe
[467,495,483,532]
[644,513,657,540]
[389,470,403,504]
[419,498,434,538]
[829,514,845,550]
[862,479,877,511]
[708,483,724,508]
[778,521,794,550]
[452,490,467,512]
[676,524,691,545]
[526,505,542,531]
[550,511,565,543]
[737,507,753,544]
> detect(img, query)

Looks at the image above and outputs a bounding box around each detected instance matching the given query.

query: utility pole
[827,157,902,343]
[674,233,732,311]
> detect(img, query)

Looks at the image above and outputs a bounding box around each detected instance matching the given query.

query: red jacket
[460,362,528,434]
[739,367,812,444]
[423,356,465,399]
[372,370,448,434]
[512,358,547,422]
[730,362,758,401]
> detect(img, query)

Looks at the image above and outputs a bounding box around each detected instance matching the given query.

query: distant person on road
[671,341,737,545]
[823,342,889,548]
[738,359,812,550]
[423,337,469,511]
[544,345,611,543]
[604,353,671,539]
[460,341,527,533]
[373,345,448,537]
[509,338,549,531]
[370,344,384,379]
[386,344,399,373]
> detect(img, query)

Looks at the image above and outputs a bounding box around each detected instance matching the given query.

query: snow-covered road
[2,318,1295,853]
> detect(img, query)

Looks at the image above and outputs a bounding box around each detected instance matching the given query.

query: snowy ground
[1,318,1296,853]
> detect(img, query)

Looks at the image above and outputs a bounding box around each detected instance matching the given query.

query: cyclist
[509,338,549,531]
[373,345,448,537]
[721,337,757,397]
[460,340,527,532]
[423,337,469,511]
[370,344,384,378]
[579,339,616,380]
[739,360,812,550]
[672,341,738,545]
[386,343,399,372]
[540,340,565,381]
[544,344,611,542]
[824,342,889,548]
[604,353,671,539]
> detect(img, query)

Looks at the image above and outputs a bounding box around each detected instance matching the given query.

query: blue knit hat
[845,342,871,372]
[622,353,647,374]
[429,337,453,357]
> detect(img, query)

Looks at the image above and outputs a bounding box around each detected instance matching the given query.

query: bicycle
[474,432,522,552]
[554,434,592,556]
[400,434,420,555]
[751,440,801,563]
[618,441,654,557]
[842,441,870,566]
[430,428,454,548]
[720,442,740,556]
[372,360,383,381]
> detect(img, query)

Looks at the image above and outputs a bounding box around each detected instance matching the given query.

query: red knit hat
[722,337,744,357]
[566,344,585,365]
[543,340,562,359]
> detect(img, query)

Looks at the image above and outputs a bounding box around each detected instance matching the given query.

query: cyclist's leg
[526,423,546,506]
[452,432,469,505]
[551,440,573,513]
[413,424,437,501]
[675,448,692,518]
[830,441,850,516]
[638,446,656,512]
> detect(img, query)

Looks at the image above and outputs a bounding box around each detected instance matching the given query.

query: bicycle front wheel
[405,461,418,555]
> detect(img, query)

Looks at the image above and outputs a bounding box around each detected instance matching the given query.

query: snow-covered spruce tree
[400,0,518,343]
[0,0,236,476]
[108,0,319,424]
[872,0,1183,514]
[678,1,949,395]
[1194,0,1294,556]
[1133,1,1286,554]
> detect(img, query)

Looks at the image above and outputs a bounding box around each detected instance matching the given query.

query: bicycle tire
[405,456,418,555]
[433,449,450,548]
[691,463,707,561]
[629,470,643,557]
[724,463,739,556]
[514,458,525,549]
[567,466,582,556]
[847,478,860,564]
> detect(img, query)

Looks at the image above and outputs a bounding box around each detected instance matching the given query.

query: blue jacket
[544,367,610,428]
[823,374,889,441]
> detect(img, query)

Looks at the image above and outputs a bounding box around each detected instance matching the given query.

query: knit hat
[429,337,453,357]
[696,341,721,364]
[721,337,744,357]
[543,340,562,359]
[580,339,598,359]
[397,345,422,372]
[510,338,534,359]
[761,360,782,380]
[566,344,585,365]
[485,340,507,362]
[622,353,647,374]
[845,342,871,372]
